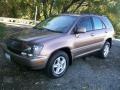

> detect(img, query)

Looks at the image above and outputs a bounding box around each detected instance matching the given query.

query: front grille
[8,46,22,54]
[6,39,29,55]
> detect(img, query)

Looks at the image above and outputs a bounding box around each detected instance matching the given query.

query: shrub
[0,23,6,39]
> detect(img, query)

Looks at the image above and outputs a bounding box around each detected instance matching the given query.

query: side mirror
[77,27,86,33]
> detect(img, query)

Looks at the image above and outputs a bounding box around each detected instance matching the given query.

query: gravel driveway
[0,26,120,90]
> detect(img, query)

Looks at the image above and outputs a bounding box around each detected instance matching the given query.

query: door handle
[91,33,95,36]
[105,31,108,33]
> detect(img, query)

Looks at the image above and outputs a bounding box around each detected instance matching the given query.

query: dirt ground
[0,26,120,90]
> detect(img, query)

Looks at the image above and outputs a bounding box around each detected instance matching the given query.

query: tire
[45,51,69,78]
[98,41,110,59]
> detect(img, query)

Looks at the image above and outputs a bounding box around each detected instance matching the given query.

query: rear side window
[101,16,113,29]
[78,17,93,31]
[93,17,105,30]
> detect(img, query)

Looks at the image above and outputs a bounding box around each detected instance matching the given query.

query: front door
[72,16,98,57]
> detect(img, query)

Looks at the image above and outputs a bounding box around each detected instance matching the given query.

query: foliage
[0,0,120,36]
[0,23,6,39]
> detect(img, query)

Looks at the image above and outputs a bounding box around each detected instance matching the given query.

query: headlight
[21,44,43,57]
[33,45,43,56]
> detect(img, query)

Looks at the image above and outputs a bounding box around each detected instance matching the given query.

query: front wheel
[45,51,69,78]
[98,41,110,59]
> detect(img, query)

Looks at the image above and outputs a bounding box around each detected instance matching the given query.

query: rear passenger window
[93,17,104,30]
[78,17,93,31]
[102,16,113,29]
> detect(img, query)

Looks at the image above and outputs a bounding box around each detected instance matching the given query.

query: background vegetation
[0,0,120,36]
[0,23,6,39]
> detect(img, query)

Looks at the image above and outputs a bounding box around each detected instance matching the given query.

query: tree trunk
[72,0,86,13]
[61,0,80,13]
[42,2,48,19]
[49,0,54,16]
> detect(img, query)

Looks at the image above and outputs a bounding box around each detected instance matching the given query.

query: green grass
[0,23,6,39]
[115,35,120,39]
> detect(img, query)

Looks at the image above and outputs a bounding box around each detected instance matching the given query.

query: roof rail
[61,12,106,17]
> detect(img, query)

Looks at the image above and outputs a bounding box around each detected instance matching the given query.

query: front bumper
[0,43,48,69]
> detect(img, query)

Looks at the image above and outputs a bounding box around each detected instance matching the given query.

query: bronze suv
[1,14,114,78]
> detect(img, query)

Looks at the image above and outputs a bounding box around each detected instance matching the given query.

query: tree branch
[49,0,54,16]
[42,0,48,19]
[62,0,80,13]
[72,0,86,13]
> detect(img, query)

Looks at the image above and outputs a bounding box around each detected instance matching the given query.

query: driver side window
[78,17,93,32]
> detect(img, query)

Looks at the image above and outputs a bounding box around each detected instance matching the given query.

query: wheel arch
[106,38,112,48]
[48,47,73,65]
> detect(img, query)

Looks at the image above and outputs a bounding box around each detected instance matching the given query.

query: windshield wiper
[44,28,63,33]
[33,26,63,33]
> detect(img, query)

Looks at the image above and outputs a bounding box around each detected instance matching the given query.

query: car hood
[9,29,63,44]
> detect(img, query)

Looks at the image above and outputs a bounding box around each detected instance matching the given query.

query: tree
[0,0,120,35]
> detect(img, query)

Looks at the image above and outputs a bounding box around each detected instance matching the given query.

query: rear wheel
[46,51,69,78]
[98,41,110,59]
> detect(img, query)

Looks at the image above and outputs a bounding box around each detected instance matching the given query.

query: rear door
[91,16,107,49]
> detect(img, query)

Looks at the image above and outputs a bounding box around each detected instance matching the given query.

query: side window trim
[93,16,101,30]
[100,18,107,29]
[84,16,94,32]
[90,16,94,31]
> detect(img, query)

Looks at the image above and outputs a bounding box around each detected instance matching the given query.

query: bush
[0,23,6,39]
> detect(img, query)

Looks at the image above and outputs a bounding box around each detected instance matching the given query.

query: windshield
[35,16,77,33]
